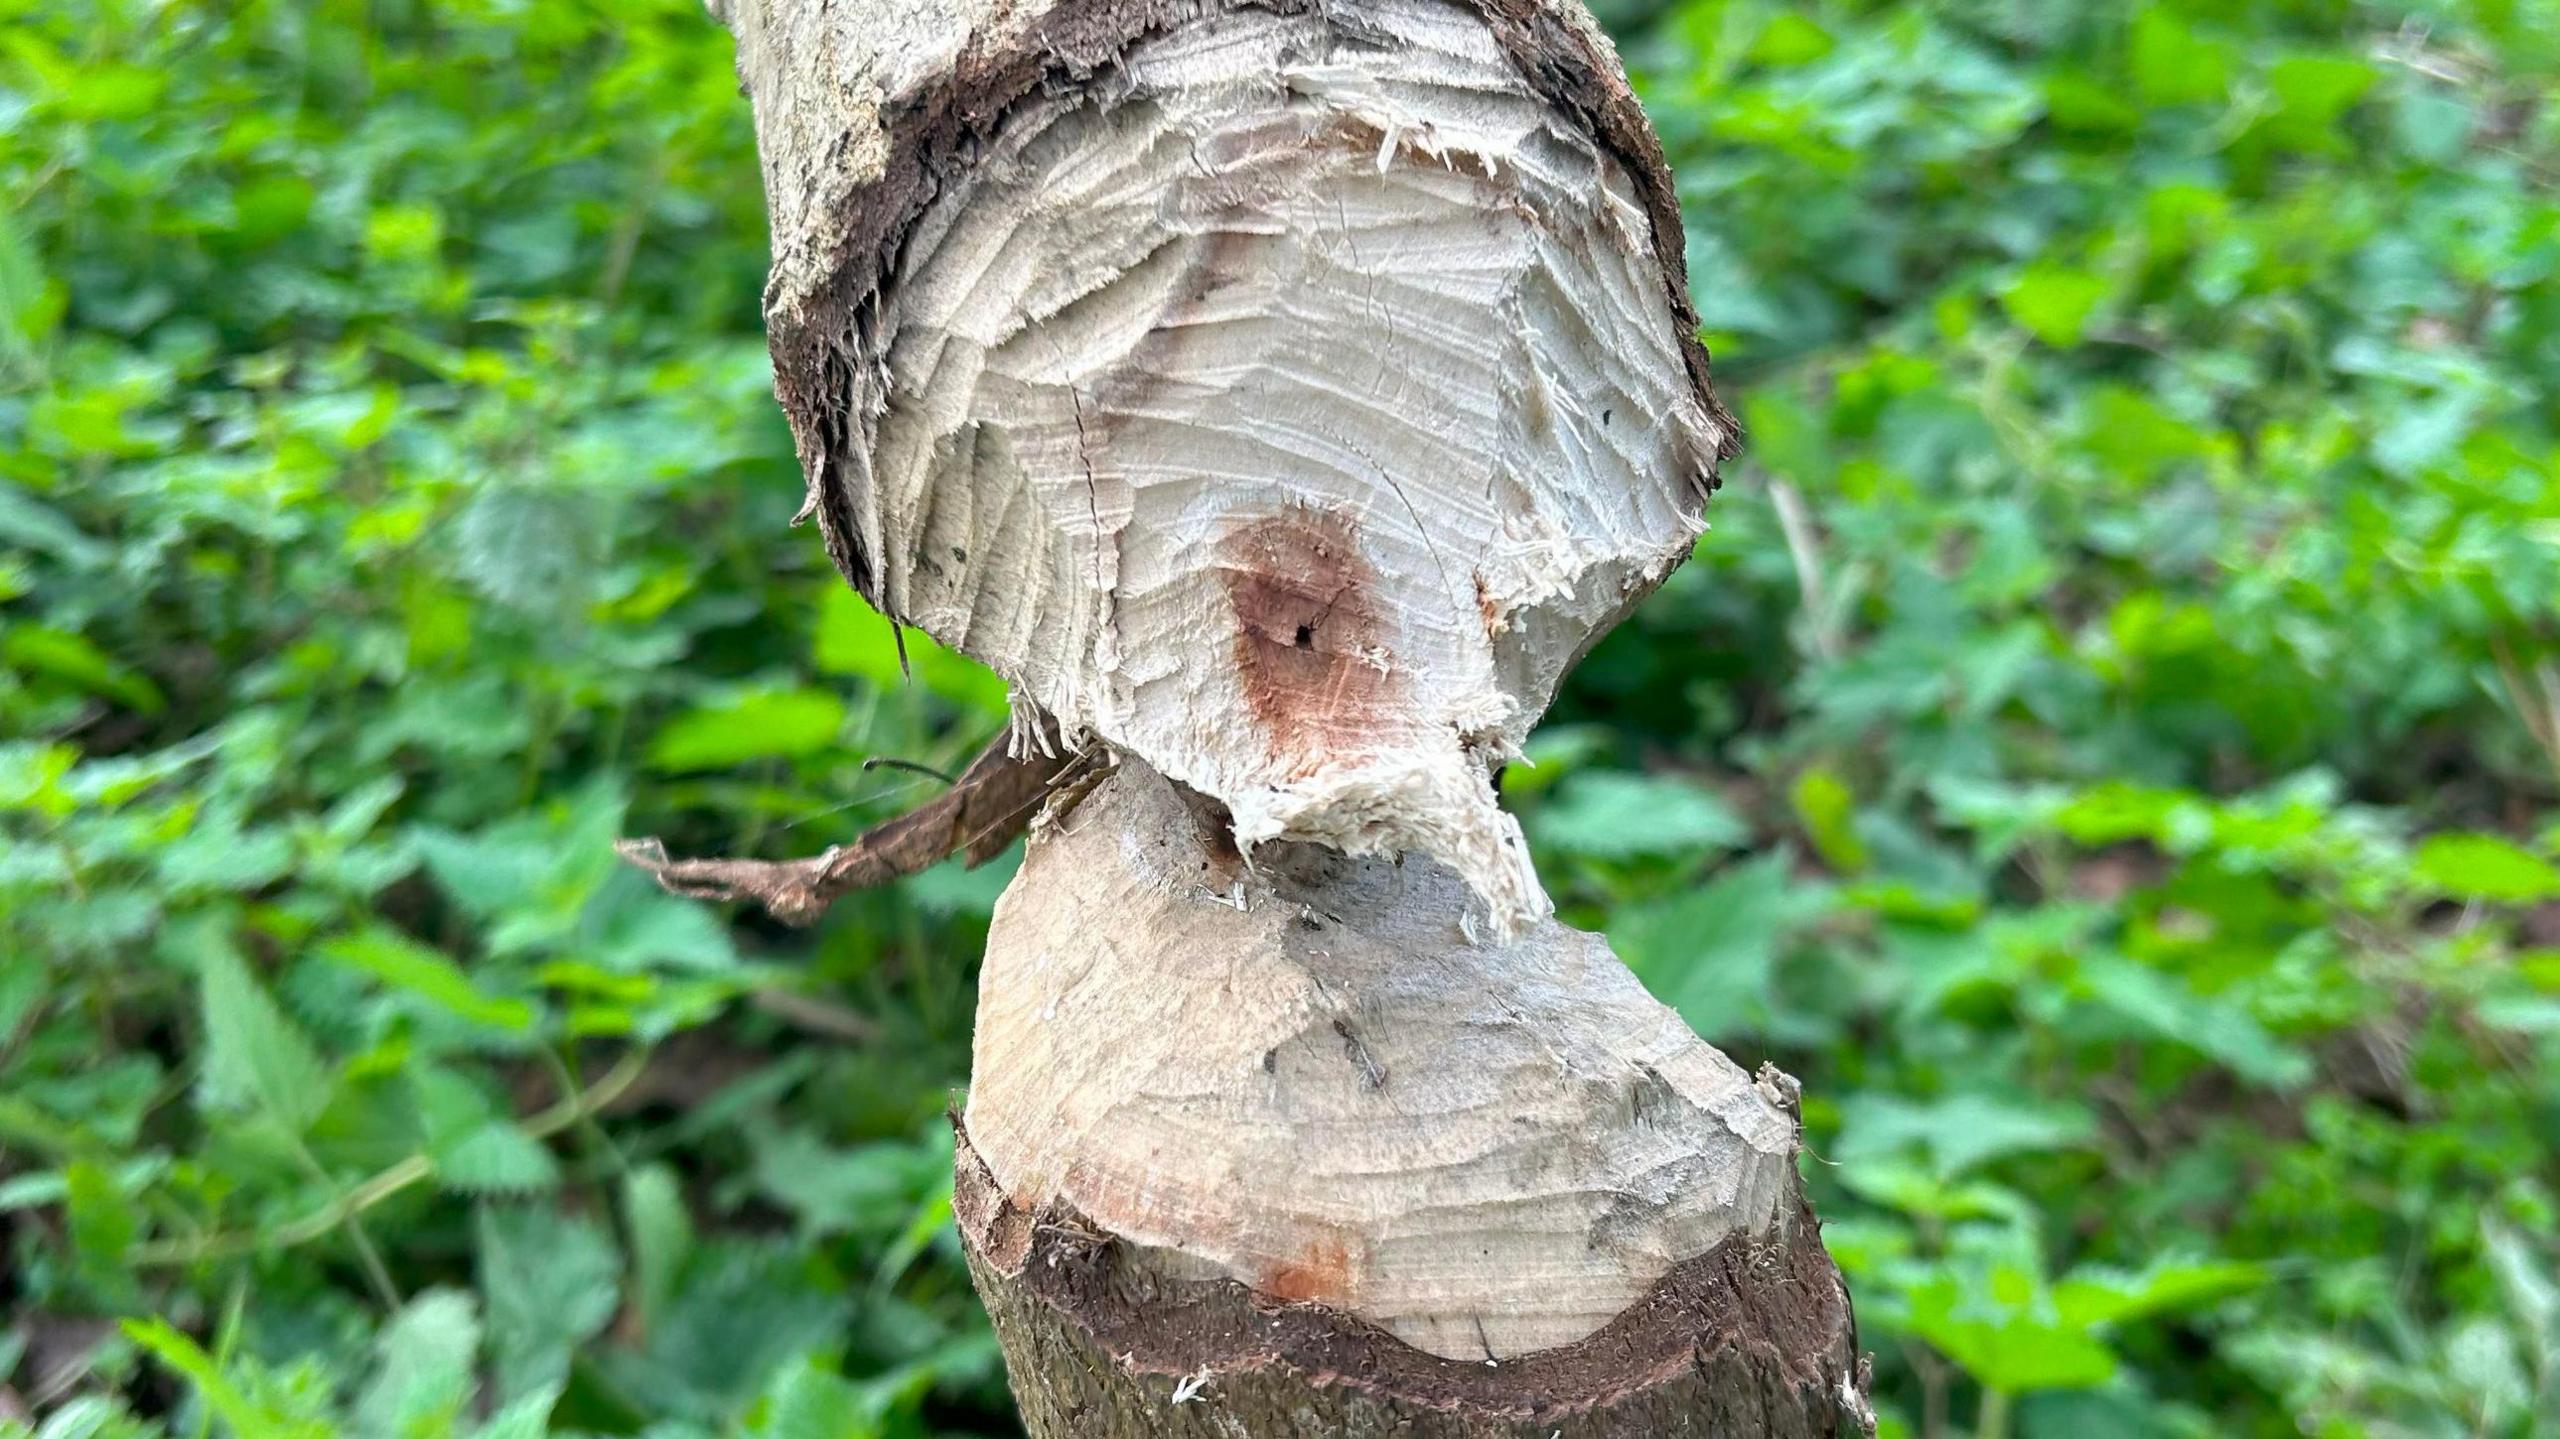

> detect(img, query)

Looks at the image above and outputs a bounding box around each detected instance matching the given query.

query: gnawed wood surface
[966,759,1820,1361]
[958,761,1869,1434]
[713,0,1731,933]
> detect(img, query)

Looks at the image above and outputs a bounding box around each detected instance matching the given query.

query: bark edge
[954,1119,1874,1438]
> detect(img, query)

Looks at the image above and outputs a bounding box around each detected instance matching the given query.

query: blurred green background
[4,0,2558,1435]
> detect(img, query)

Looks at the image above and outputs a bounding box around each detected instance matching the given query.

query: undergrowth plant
[4,0,2556,1435]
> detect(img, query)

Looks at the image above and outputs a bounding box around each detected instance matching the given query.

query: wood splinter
[684,0,1872,1430]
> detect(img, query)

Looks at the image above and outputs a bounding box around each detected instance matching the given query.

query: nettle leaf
[581,873,739,974]
[1906,1272,2118,1394]
[1835,1090,2098,1178]
[434,1123,561,1196]
[476,1203,621,1402]
[416,782,630,954]
[1,624,163,714]
[159,813,298,895]
[748,1124,939,1241]
[1835,1160,2035,1227]
[64,1159,139,1298]
[601,1239,850,1419]
[354,1289,482,1439]
[19,1393,154,1439]
[1615,850,1833,1043]
[1790,765,1870,873]
[2076,955,2311,1088]
[1999,262,2111,347]
[2052,1260,2264,1329]
[2410,833,2560,904]
[322,927,537,1031]
[747,1356,883,1439]
[2482,1225,2558,1355]
[452,485,608,614]
[189,924,334,1132]
[1534,770,1749,860]
[123,1317,329,1439]
[647,686,847,773]
[466,1386,561,1439]
[625,1163,696,1335]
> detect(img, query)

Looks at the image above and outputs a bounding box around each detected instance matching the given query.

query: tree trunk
[710,0,1736,934]
[957,759,1867,1435]
[704,0,1869,1430]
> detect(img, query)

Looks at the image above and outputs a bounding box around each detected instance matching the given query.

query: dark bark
[955,1124,1872,1438]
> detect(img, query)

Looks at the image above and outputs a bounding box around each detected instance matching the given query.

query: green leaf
[2077,955,2310,1087]
[465,1388,561,1439]
[2000,263,2110,347]
[647,686,847,772]
[433,1124,561,1195]
[323,928,537,1031]
[191,925,333,1133]
[1615,851,1832,1042]
[465,1382,560,1439]
[2262,54,2376,148]
[814,584,1011,717]
[625,1164,695,1334]
[601,1240,849,1416]
[1534,771,1748,860]
[1,625,163,714]
[1907,1275,2119,1394]
[1790,765,1869,872]
[0,207,55,376]
[64,1160,138,1296]
[354,1290,482,1439]
[2411,834,2560,903]
[748,1356,884,1439]
[122,1318,326,1439]
[477,1204,621,1402]
[2482,1224,2558,1353]
[1747,13,1834,67]
[1835,1091,2098,1178]
[2053,1260,2263,1328]
[749,1126,938,1241]
[2130,10,2235,106]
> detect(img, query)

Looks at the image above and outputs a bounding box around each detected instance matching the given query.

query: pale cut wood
[958,759,1870,1433]
[967,757,1811,1360]
[711,0,1732,934]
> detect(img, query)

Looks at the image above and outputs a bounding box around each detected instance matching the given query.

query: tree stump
[957,759,1865,1434]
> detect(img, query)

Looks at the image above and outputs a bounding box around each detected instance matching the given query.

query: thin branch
[619,723,1088,926]
[862,755,957,785]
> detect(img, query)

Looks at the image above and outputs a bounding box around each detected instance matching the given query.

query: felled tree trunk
[703,0,1868,1431]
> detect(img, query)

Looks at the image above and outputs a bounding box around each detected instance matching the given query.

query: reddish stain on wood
[1261,1232,1355,1307]
[1473,570,1507,638]
[1218,505,1395,775]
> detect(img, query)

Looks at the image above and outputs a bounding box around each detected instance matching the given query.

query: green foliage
[3,0,1007,1433]
[4,0,2557,1438]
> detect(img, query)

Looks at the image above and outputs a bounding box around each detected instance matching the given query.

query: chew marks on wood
[855,0,1723,933]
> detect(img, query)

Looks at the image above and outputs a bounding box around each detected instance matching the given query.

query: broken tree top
[718,0,1735,931]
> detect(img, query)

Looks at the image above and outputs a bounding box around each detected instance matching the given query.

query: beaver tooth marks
[855,0,1722,930]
